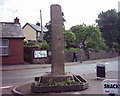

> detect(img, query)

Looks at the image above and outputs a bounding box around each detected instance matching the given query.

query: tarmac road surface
[2,59,118,86]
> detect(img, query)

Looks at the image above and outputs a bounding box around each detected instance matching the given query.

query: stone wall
[24,47,118,64]
[89,50,118,60]
[24,47,49,64]
[64,50,85,62]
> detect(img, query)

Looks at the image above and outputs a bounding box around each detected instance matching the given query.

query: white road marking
[105,62,109,64]
[0,86,13,89]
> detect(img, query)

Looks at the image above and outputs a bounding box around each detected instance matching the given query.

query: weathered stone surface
[30,4,89,94]
[51,4,65,76]
[40,72,74,84]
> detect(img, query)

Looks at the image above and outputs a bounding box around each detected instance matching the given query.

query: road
[2,60,118,87]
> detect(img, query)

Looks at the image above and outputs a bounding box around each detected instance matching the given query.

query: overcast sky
[0,0,119,29]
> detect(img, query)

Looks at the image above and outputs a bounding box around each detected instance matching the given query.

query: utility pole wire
[6,9,17,19]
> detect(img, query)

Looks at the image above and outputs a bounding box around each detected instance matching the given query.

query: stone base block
[40,72,74,84]
[32,73,89,93]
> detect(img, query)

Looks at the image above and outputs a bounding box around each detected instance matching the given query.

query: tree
[43,32,51,47]
[70,24,107,50]
[85,26,107,50]
[44,22,76,49]
[118,12,120,45]
[96,9,118,48]
[43,21,52,47]
[114,12,120,50]
[70,24,86,46]
[64,30,76,48]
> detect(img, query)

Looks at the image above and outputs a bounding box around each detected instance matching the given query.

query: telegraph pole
[40,10,43,40]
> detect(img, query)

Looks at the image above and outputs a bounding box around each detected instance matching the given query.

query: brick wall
[2,39,24,65]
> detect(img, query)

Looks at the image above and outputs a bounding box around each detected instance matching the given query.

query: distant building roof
[22,23,48,32]
[0,22,25,39]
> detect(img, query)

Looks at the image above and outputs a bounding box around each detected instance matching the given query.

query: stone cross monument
[51,4,65,76]
[32,5,88,93]
[39,4,73,83]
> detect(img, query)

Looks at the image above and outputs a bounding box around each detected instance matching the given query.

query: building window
[37,32,41,40]
[37,32,41,37]
[0,39,9,56]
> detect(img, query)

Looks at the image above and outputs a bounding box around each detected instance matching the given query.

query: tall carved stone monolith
[31,5,89,92]
[51,4,65,76]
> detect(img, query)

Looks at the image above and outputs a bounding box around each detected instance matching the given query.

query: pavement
[1,57,119,95]
[12,71,118,95]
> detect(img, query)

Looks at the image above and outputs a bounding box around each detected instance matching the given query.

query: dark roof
[0,22,25,39]
[22,23,48,32]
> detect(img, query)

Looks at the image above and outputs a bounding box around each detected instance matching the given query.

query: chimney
[36,21,40,26]
[14,17,20,24]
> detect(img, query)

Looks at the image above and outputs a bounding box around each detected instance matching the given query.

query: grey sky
[0,0,119,29]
